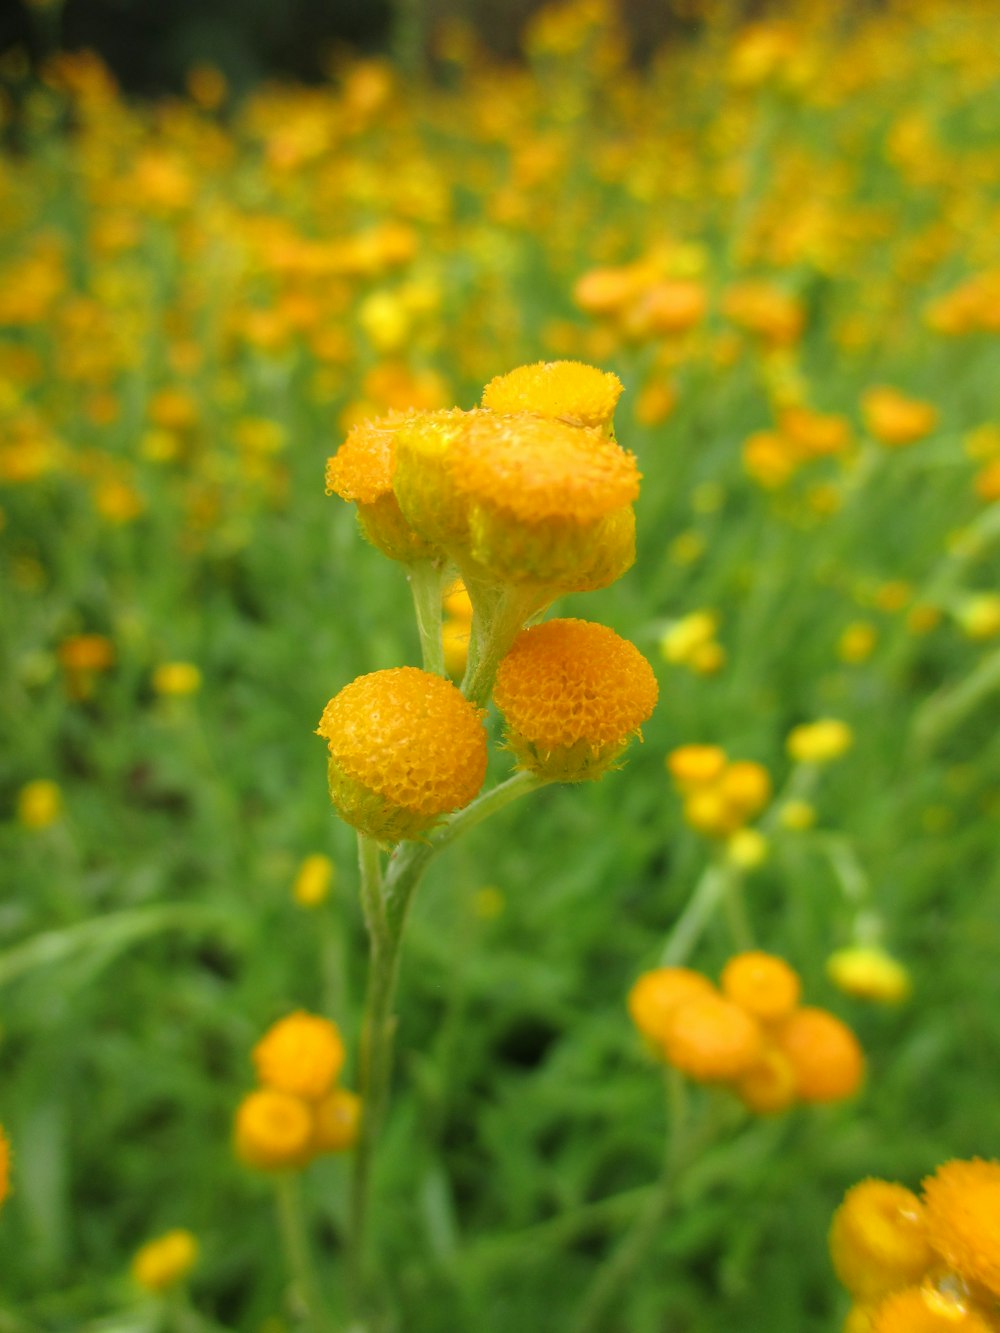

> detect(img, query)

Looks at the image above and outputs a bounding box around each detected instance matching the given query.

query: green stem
[571,1071,688,1333]
[721,872,754,952]
[346,771,544,1318]
[459,573,552,708]
[408,560,448,677]
[909,643,1000,756]
[660,861,733,967]
[274,1171,330,1331]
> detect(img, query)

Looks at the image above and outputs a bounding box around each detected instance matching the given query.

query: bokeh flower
[131,1229,199,1292]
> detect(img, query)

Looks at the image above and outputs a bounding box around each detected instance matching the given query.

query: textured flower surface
[494,619,658,780]
[922,1158,1000,1297]
[325,413,405,503]
[455,413,639,525]
[318,667,487,839]
[253,1011,345,1102]
[481,360,624,429]
[870,1282,996,1333]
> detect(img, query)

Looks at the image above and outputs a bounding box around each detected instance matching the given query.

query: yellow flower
[311,1088,362,1154]
[390,408,483,552]
[292,854,335,908]
[253,1011,345,1102]
[830,1181,932,1302]
[786,718,854,764]
[827,947,911,1004]
[317,667,488,841]
[725,828,769,869]
[234,1089,314,1171]
[131,1229,199,1292]
[658,610,718,666]
[666,744,728,789]
[778,798,816,830]
[441,619,471,677]
[17,779,62,829]
[721,952,801,1024]
[839,622,878,664]
[954,594,1000,641]
[869,1283,996,1333]
[922,1158,1000,1297]
[152,662,202,696]
[716,761,771,820]
[481,360,623,432]
[493,619,658,782]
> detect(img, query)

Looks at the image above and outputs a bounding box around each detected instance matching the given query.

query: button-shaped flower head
[493,619,658,782]
[317,667,488,841]
[481,360,624,432]
[234,1089,314,1171]
[776,1006,864,1102]
[253,1011,345,1103]
[829,1179,932,1302]
[721,951,801,1024]
[131,1230,199,1293]
[453,414,639,591]
[391,407,482,550]
[922,1158,1000,1298]
[325,412,439,564]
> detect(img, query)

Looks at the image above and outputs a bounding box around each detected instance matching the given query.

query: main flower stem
[347,771,545,1319]
[659,861,732,967]
[274,1171,331,1333]
[571,1071,688,1333]
[407,559,447,677]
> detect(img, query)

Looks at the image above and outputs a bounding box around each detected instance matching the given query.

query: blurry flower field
[1,0,999,1329]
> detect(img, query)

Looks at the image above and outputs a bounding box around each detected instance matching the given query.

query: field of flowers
[2,1,1000,1330]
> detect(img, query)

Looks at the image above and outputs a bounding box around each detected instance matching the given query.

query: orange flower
[721,952,801,1023]
[666,744,728,789]
[869,1283,997,1333]
[660,993,763,1083]
[628,967,716,1045]
[311,1088,362,1154]
[862,387,938,448]
[317,667,487,841]
[922,1158,1000,1297]
[776,1007,864,1102]
[253,1011,345,1102]
[493,619,658,782]
[734,1045,799,1114]
[829,1180,932,1301]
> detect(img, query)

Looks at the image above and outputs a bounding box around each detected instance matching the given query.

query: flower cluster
[234,1012,360,1170]
[667,745,771,840]
[629,951,864,1112]
[830,1159,1000,1331]
[319,362,656,838]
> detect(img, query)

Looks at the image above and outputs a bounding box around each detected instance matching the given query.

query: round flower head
[734,1044,799,1114]
[830,1180,933,1302]
[777,1006,864,1102]
[253,1011,345,1102]
[660,993,763,1084]
[667,744,728,790]
[862,387,938,448]
[391,408,482,550]
[827,946,911,1004]
[311,1088,362,1154]
[317,667,487,841]
[721,952,801,1024]
[870,1283,997,1333]
[453,414,639,590]
[234,1089,314,1170]
[787,718,854,764]
[325,413,438,563]
[716,761,772,820]
[493,619,658,782]
[922,1158,1000,1297]
[131,1229,199,1292]
[628,967,717,1045]
[481,360,624,432]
